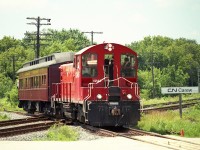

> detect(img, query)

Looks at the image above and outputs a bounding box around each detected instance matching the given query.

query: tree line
[0,29,200,100]
[127,36,200,98]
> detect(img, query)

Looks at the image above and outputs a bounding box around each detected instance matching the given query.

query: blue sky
[0,0,200,44]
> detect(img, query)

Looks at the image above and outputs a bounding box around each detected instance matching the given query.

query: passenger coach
[17,52,75,113]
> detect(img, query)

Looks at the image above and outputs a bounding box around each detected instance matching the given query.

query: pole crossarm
[82,31,103,45]
[26,16,51,58]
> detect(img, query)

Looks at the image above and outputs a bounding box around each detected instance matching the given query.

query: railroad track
[0,117,58,138]
[0,116,48,127]
[141,102,199,113]
[142,98,200,109]
[141,98,200,113]
[82,125,200,150]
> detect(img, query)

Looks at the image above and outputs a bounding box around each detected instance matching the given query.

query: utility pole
[26,16,51,58]
[82,31,103,45]
[12,55,15,83]
[198,68,200,93]
[149,38,160,99]
[151,50,155,98]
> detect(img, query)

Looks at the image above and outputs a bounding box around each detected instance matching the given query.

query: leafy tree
[0,36,20,53]
[0,74,13,98]
[128,36,200,98]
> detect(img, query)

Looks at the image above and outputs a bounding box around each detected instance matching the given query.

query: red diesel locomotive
[17,43,140,126]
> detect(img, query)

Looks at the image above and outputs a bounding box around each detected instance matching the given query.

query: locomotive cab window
[82,53,97,77]
[121,54,136,77]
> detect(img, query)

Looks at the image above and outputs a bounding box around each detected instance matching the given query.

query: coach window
[42,75,46,85]
[25,78,28,88]
[82,53,97,77]
[121,54,136,77]
[30,77,34,88]
[35,76,39,88]
[19,79,23,89]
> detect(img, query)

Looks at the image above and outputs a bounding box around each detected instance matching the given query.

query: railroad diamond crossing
[161,87,199,94]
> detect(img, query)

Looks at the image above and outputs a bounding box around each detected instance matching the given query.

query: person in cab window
[82,64,91,77]
[123,57,131,67]
[122,57,131,76]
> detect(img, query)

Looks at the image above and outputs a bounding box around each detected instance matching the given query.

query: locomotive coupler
[111,106,121,116]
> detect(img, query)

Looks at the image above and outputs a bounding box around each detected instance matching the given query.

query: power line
[26,16,51,58]
[82,31,103,45]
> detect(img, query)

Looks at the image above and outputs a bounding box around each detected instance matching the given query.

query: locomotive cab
[72,43,141,126]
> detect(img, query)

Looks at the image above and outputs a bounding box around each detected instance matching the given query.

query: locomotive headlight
[127,94,132,100]
[97,94,102,100]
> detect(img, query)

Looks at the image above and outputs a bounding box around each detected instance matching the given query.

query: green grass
[137,104,200,137]
[34,124,79,141]
[0,113,10,121]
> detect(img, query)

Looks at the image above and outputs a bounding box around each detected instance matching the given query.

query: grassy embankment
[0,97,23,112]
[138,94,200,137]
[0,97,22,121]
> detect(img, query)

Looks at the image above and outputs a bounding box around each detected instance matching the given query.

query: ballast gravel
[0,111,31,120]
[0,111,102,141]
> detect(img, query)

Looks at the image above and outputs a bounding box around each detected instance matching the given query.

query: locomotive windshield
[82,53,98,77]
[121,54,136,77]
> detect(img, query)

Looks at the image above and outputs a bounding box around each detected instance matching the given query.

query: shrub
[5,84,18,107]
[0,74,13,98]
[45,124,78,141]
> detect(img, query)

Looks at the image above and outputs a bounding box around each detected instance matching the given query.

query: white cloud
[153,0,175,8]
[0,0,50,11]
[190,31,200,37]
[132,13,147,24]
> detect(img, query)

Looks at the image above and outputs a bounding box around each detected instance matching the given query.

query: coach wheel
[28,109,35,114]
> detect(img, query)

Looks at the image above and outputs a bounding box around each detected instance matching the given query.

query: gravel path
[0,111,102,141]
[0,111,31,120]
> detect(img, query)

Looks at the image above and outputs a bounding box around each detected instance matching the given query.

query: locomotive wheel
[81,116,85,124]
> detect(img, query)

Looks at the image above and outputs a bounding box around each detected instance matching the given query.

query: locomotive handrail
[84,77,109,101]
[84,76,140,101]
[108,77,140,99]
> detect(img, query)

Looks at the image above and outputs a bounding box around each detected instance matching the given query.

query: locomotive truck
[17,43,140,126]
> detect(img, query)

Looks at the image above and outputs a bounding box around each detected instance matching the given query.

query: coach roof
[17,52,75,73]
